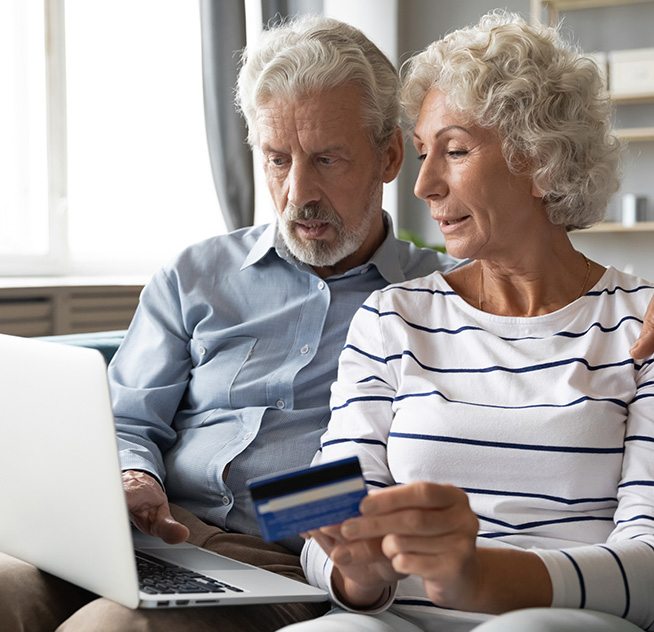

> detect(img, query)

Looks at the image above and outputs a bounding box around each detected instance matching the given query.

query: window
[0,2,49,260]
[1,0,226,277]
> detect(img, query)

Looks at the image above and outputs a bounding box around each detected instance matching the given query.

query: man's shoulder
[393,237,457,281]
[166,224,271,272]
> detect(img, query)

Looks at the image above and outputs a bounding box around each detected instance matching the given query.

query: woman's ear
[531,177,546,199]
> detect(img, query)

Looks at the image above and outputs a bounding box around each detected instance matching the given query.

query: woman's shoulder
[591,266,654,297]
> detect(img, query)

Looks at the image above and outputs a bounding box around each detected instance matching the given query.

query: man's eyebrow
[260,144,282,153]
[260,144,350,155]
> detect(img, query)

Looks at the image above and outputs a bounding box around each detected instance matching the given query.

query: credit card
[247,456,367,542]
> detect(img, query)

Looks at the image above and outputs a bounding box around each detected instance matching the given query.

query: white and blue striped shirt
[303,266,654,631]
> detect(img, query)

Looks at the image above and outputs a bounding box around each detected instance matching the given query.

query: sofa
[38,330,127,365]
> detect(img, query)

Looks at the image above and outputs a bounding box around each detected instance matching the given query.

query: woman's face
[413,89,544,262]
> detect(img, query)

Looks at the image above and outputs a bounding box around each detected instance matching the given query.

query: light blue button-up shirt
[110,216,454,552]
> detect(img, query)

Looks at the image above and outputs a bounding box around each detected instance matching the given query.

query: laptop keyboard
[135,551,244,595]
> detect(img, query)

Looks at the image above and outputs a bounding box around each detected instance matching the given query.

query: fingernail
[341,521,359,538]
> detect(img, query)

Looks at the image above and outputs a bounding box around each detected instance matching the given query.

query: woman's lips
[438,216,470,233]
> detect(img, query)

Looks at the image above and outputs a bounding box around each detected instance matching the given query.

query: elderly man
[1,14,653,632]
[0,15,452,632]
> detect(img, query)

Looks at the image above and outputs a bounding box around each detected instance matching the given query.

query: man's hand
[631,296,654,359]
[122,470,190,545]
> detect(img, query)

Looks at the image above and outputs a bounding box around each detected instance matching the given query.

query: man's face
[255,84,399,275]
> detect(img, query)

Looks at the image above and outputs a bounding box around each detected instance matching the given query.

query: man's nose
[288,162,321,208]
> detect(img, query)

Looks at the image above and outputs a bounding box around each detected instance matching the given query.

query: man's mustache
[285,203,340,226]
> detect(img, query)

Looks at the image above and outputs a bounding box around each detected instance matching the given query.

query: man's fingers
[151,513,190,545]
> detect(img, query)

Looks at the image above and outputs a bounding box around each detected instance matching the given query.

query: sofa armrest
[37,330,127,365]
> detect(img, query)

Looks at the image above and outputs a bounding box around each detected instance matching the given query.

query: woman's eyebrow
[435,125,472,139]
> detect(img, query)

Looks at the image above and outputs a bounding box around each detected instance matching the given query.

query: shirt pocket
[188,336,257,411]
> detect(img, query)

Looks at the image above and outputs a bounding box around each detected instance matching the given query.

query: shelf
[553,0,654,9]
[533,0,654,25]
[611,93,654,105]
[615,127,654,141]
[580,221,654,232]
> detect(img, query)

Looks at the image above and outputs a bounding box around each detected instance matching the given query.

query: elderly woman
[280,10,654,632]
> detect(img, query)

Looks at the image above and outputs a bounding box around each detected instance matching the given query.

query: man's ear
[382,127,405,184]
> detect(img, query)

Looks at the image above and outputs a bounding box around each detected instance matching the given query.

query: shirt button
[199,346,207,355]
[243,431,252,441]
[317,281,325,290]
[276,399,285,409]
[221,496,230,506]
[360,266,369,275]
[300,344,309,355]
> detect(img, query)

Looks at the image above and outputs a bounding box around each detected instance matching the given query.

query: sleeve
[301,290,399,612]
[108,265,192,484]
[535,355,654,631]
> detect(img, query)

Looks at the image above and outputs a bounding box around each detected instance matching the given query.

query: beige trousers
[0,504,329,632]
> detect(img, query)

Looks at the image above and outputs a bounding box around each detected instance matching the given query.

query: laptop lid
[0,334,327,609]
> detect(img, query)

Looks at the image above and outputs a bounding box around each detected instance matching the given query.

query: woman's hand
[348,482,482,609]
[310,481,552,614]
[306,519,407,608]
[307,481,480,609]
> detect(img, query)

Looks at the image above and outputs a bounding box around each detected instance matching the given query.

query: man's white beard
[277,196,380,268]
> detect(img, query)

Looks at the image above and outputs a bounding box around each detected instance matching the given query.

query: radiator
[0,284,143,337]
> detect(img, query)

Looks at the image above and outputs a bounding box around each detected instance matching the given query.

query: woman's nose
[414,156,447,202]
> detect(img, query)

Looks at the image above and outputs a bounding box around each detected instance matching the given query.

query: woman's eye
[417,154,427,162]
[447,149,468,158]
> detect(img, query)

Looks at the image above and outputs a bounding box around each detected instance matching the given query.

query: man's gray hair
[236,15,400,154]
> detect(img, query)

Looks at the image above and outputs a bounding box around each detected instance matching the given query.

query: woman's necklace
[478,255,592,312]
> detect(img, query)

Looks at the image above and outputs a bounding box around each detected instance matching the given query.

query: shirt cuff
[301,538,397,614]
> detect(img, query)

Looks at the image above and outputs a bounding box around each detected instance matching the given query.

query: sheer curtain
[199,0,254,231]
[199,0,324,231]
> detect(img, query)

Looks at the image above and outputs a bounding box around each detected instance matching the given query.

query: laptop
[0,333,327,609]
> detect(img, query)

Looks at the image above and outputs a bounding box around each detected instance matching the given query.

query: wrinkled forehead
[253,85,368,148]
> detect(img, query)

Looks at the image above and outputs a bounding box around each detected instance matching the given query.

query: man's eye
[269,156,287,166]
[417,154,427,162]
[317,156,335,165]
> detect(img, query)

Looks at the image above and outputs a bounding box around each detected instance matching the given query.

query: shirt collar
[241,212,405,284]
[241,223,278,270]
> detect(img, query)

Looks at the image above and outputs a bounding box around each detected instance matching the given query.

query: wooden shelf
[579,221,654,232]
[550,0,654,10]
[615,127,654,141]
[532,0,654,25]
[612,93,654,105]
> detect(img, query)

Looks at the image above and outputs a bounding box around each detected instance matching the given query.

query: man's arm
[630,296,654,359]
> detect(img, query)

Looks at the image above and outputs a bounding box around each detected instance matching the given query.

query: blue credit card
[247,457,367,542]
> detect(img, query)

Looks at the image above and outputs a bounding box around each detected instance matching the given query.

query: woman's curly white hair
[401,10,623,229]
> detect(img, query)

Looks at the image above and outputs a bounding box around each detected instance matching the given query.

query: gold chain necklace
[478,255,592,312]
